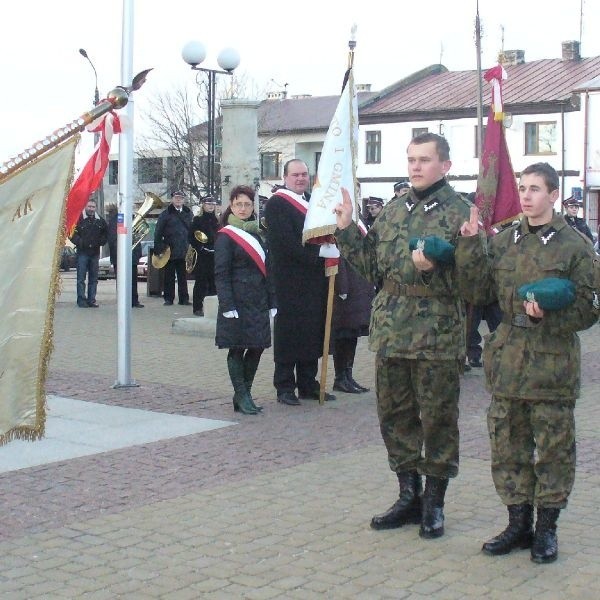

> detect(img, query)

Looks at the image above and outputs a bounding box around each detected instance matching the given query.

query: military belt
[383,279,440,298]
[505,314,541,329]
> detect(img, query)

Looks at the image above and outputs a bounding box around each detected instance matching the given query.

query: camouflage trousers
[375,355,460,478]
[488,396,576,508]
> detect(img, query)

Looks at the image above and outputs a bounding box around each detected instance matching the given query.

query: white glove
[319,243,340,259]
[270,308,278,317]
[223,310,239,318]
[338,294,348,300]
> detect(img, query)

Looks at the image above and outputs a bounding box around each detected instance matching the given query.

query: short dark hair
[408,132,450,161]
[220,185,256,227]
[520,162,559,192]
[283,159,308,176]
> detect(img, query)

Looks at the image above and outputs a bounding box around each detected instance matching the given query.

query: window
[525,122,557,155]
[474,125,487,158]
[108,160,118,185]
[365,130,381,164]
[260,152,280,179]
[137,158,163,184]
[412,127,428,139]
[315,152,322,173]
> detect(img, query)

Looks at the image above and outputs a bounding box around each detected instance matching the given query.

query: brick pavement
[1,273,599,599]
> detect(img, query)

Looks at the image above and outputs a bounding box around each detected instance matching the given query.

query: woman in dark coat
[215,185,276,415]
[189,197,219,316]
[332,257,375,393]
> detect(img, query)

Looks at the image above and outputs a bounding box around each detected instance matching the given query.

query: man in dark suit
[264,159,336,405]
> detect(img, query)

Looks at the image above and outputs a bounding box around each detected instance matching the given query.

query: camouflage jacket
[335,181,473,359]
[456,214,600,400]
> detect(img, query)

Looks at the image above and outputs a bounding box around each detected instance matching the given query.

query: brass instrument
[151,246,171,269]
[132,192,164,249]
[185,230,209,273]
[185,246,197,273]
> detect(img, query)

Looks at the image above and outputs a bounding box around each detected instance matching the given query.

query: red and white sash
[220,225,266,277]
[275,189,309,215]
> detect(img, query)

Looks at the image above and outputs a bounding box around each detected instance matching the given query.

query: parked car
[60,246,77,271]
[137,255,148,280]
[98,256,115,280]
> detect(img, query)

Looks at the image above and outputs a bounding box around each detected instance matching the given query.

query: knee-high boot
[370,471,422,530]
[333,339,361,393]
[243,349,263,411]
[227,351,258,415]
[531,507,560,564]
[345,337,369,392]
[419,476,449,539]
[482,504,534,556]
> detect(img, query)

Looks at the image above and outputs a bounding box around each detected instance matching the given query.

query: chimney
[562,40,581,61]
[356,83,372,92]
[499,50,525,66]
[266,91,287,101]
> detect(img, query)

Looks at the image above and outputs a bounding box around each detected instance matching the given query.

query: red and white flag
[65,111,121,235]
[475,65,521,234]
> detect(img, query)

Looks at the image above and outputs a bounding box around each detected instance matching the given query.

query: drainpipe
[561,104,565,202]
[583,91,589,216]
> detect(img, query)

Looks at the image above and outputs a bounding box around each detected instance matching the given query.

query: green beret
[409,236,455,264]
[518,277,576,311]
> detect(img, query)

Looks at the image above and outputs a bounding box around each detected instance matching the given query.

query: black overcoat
[189,212,219,283]
[153,204,192,259]
[214,229,275,349]
[264,191,328,362]
[332,257,374,333]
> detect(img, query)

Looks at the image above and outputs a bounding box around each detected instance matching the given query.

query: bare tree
[137,86,202,201]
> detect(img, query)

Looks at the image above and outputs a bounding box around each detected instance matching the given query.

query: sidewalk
[0,273,599,599]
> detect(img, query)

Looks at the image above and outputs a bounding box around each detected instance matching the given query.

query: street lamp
[182,41,240,197]
[78,48,105,218]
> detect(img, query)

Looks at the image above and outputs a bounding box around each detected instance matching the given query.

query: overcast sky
[1,0,598,163]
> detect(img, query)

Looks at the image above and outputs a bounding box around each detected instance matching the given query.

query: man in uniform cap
[392,181,410,200]
[365,197,384,229]
[458,162,599,564]
[563,196,593,242]
[154,190,193,306]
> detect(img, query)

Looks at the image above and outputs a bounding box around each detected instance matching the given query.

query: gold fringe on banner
[0,138,77,446]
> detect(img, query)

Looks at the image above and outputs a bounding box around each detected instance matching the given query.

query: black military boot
[345,367,369,393]
[333,344,360,393]
[419,476,449,539]
[243,350,263,411]
[370,471,422,530]
[227,353,258,415]
[531,507,560,564]
[482,504,534,556]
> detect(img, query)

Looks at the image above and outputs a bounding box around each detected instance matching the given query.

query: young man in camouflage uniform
[458,162,599,563]
[334,133,474,539]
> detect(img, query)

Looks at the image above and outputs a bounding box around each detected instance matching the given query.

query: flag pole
[475,0,484,159]
[319,28,357,406]
[114,0,136,388]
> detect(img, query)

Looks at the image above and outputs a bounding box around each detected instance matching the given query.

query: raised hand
[333,187,354,230]
[460,206,480,237]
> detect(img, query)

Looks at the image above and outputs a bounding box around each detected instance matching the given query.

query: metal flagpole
[475,0,484,159]
[114,0,136,387]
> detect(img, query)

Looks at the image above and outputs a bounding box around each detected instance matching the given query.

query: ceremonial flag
[0,138,78,445]
[302,63,360,248]
[475,65,521,234]
[65,111,121,235]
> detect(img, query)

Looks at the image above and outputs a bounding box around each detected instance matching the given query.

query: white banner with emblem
[0,138,77,445]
